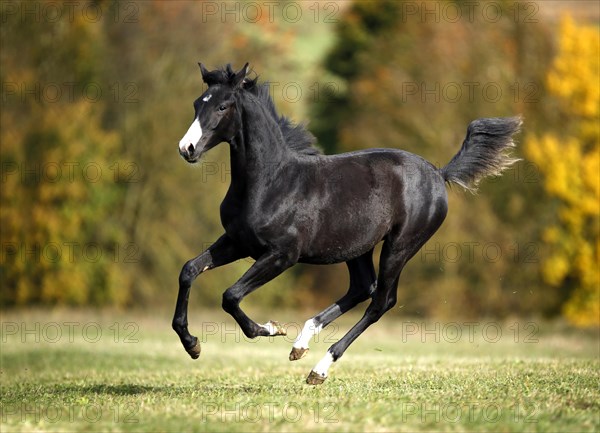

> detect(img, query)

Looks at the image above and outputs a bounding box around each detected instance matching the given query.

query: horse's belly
[299,215,390,264]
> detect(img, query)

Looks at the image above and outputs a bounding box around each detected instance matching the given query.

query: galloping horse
[172,63,521,384]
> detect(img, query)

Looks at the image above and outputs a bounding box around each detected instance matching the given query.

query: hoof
[289,347,309,361]
[306,370,327,385]
[186,337,201,359]
[265,320,287,336]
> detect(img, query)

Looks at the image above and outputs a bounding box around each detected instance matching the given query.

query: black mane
[206,65,321,156]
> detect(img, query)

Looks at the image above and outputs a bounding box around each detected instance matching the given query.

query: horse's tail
[440,117,522,192]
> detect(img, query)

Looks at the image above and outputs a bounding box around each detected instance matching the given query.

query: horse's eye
[218,104,227,112]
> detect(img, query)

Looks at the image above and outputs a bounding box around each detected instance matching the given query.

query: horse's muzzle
[179,147,200,164]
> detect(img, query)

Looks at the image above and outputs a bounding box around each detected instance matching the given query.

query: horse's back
[317,148,448,217]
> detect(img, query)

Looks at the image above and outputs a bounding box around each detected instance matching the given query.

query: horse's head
[178,63,250,163]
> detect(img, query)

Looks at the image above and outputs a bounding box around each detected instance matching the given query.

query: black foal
[172,63,521,384]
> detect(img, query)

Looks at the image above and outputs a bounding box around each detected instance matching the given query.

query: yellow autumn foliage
[525,15,600,327]
[0,101,126,306]
[547,16,600,119]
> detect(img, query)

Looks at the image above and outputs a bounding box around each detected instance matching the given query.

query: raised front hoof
[264,320,287,336]
[306,370,327,385]
[186,338,201,359]
[289,347,309,361]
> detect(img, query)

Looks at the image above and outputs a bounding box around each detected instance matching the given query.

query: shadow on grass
[57,381,270,397]
[59,383,163,396]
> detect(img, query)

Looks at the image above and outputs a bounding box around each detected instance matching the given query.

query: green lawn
[1,308,598,432]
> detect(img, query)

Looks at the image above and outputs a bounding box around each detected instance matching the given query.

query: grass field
[1,308,598,432]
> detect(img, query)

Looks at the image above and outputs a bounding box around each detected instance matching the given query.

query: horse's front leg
[172,234,245,359]
[221,250,297,338]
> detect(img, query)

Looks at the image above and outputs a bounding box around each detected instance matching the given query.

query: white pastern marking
[293,319,323,349]
[312,351,334,377]
[202,94,212,102]
[261,322,277,336]
[179,118,202,151]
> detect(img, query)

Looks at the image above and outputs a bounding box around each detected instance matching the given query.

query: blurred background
[1,0,598,327]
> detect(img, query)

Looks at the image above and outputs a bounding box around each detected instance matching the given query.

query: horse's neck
[228,101,291,196]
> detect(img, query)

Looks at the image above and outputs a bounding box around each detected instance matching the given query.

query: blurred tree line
[525,16,599,327]
[0,1,598,326]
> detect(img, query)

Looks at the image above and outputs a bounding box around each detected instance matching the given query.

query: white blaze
[179,118,202,152]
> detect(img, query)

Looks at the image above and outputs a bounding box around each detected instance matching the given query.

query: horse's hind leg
[305,214,451,385]
[306,238,406,384]
[290,250,376,361]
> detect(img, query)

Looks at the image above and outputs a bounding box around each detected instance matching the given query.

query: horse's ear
[232,63,250,88]
[198,62,210,83]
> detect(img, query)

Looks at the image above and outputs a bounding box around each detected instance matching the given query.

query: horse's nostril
[188,143,195,153]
